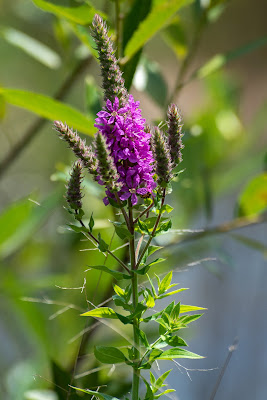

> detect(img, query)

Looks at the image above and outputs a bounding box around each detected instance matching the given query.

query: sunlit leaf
[180,305,206,313]
[81,307,117,319]
[157,348,203,360]
[0,88,95,135]
[123,0,193,61]
[32,0,102,25]
[238,173,267,216]
[0,26,61,69]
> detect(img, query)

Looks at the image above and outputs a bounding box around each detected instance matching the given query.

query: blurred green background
[0,1,266,399]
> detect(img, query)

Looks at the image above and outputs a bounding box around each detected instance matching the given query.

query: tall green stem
[128,200,140,400]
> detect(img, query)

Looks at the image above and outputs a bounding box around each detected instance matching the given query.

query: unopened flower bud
[91,14,128,105]
[151,127,173,186]
[66,160,83,210]
[167,104,184,166]
[94,132,122,192]
[54,121,97,175]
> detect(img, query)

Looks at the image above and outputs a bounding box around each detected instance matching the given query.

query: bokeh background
[0,1,266,400]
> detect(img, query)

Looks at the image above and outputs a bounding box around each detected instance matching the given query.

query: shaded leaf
[0,88,95,135]
[70,386,120,400]
[0,26,61,69]
[94,346,126,364]
[86,265,131,281]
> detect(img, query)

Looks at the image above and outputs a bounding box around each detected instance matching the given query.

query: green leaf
[70,386,120,400]
[0,88,95,135]
[195,36,267,80]
[81,307,117,319]
[107,196,127,209]
[0,94,5,119]
[141,376,154,400]
[178,314,203,326]
[98,233,109,252]
[123,0,193,61]
[146,294,155,308]
[122,0,153,89]
[157,348,203,360]
[137,328,150,348]
[88,213,94,233]
[94,346,126,364]
[113,223,133,240]
[158,271,173,295]
[238,173,267,216]
[157,288,188,299]
[180,305,206,313]
[155,219,172,235]
[32,0,102,25]
[154,369,172,391]
[0,26,61,69]
[86,265,131,281]
[138,218,150,234]
[162,16,187,59]
[136,258,165,275]
[170,302,181,320]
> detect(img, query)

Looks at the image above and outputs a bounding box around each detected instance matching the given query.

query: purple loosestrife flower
[95,96,156,205]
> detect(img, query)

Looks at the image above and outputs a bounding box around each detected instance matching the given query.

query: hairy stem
[128,199,140,400]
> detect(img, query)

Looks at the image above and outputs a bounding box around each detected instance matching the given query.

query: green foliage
[238,173,267,216]
[0,88,95,135]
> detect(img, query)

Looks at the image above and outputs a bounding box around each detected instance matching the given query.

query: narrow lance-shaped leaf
[32,0,104,25]
[156,348,204,360]
[123,0,193,62]
[70,386,120,400]
[0,26,61,69]
[194,36,267,80]
[81,307,117,319]
[0,88,95,136]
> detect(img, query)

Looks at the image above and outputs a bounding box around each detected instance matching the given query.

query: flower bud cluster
[167,104,184,166]
[94,132,122,192]
[66,160,83,210]
[91,14,128,105]
[54,121,97,175]
[151,127,173,186]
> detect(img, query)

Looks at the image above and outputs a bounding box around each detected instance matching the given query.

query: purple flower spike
[95,95,156,205]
